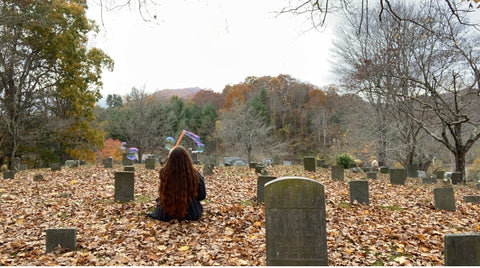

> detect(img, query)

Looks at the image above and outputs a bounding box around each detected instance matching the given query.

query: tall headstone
[435,170,444,180]
[407,164,418,178]
[114,171,135,202]
[331,165,344,181]
[451,172,462,185]
[145,158,155,170]
[390,169,406,185]
[46,228,76,253]
[303,156,316,172]
[349,180,369,204]
[445,233,480,266]
[433,187,455,211]
[366,172,377,179]
[122,153,134,166]
[203,163,215,176]
[463,195,480,204]
[265,177,328,266]
[3,171,14,179]
[256,175,277,203]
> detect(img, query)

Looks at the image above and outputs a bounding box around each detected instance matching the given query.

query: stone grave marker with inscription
[265,177,328,266]
[114,171,135,202]
[303,156,316,172]
[331,165,344,181]
[145,158,155,170]
[390,168,406,185]
[380,166,389,174]
[46,228,76,253]
[349,180,369,204]
[444,233,480,266]
[256,175,277,203]
[433,187,455,211]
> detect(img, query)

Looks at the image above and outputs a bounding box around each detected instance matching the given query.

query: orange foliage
[307,89,327,108]
[98,138,123,162]
[223,85,248,110]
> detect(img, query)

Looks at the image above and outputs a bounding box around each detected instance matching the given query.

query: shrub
[336,153,354,169]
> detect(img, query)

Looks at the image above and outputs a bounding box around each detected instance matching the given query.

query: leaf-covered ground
[1,164,479,265]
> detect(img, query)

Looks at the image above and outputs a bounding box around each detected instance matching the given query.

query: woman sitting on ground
[147,146,206,221]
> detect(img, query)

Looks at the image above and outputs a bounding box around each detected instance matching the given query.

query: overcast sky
[86,0,340,97]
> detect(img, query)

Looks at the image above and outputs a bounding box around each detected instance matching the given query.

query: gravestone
[477,183,480,190]
[265,177,328,266]
[33,174,44,181]
[50,163,61,172]
[451,172,462,185]
[444,233,480,266]
[407,164,418,178]
[122,153,134,166]
[418,170,426,179]
[124,166,135,172]
[256,175,277,203]
[145,158,155,170]
[303,156,316,172]
[363,167,371,173]
[367,172,377,179]
[435,171,444,180]
[463,195,480,204]
[380,166,389,174]
[331,165,344,181]
[249,162,258,169]
[203,163,214,176]
[433,187,455,211]
[65,160,78,168]
[321,164,329,169]
[103,157,113,168]
[283,161,292,166]
[422,177,435,184]
[46,228,76,253]
[255,164,264,174]
[316,159,325,167]
[390,169,406,185]
[3,171,14,179]
[349,180,369,204]
[114,171,135,202]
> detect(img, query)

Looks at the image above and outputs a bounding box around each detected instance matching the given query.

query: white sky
[86,0,340,96]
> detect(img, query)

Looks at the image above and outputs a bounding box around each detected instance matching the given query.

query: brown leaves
[1,165,479,265]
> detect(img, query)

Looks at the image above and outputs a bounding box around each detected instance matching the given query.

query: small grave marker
[283,161,292,166]
[65,160,78,168]
[367,172,377,179]
[390,169,406,185]
[303,156,316,172]
[445,233,480,266]
[256,175,277,203]
[418,170,426,179]
[114,171,135,202]
[203,163,215,176]
[124,166,135,172]
[122,153,134,166]
[255,164,264,174]
[463,195,480,204]
[331,165,344,181]
[349,180,369,204]
[145,158,155,170]
[451,172,462,185]
[103,157,113,168]
[46,228,76,253]
[3,171,14,179]
[435,170,444,180]
[380,166,389,174]
[249,162,257,169]
[265,177,328,265]
[422,177,435,184]
[407,163,418,178]
[433,187,455,211]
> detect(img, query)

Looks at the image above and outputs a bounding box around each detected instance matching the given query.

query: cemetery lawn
[1,165,479,266]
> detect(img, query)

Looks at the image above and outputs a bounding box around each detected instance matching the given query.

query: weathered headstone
[303,156,316,172]
[46,228,76,253]
[203,163,214,176]
[433,187,455,211]
[114,171,135,202]
[33,174,44,181]
[256,175,277,203]
[435,170,444,180]
[265,177,328,266]
[124,166,135,172]
[65,160,78,168]
[451,172,462,185]
[444,233,480,266]
[422,177,435,184]
[418,170,426,179]
[349,180,369,204]
[390,169,406,185]
[3,171,14,179]
[50,163,61,172]
[283,161,292,166]
[407,164,418,178]
[103,157,113,168]
[249,162,258,169]
[380,166,389,174]
[255,164,264,174]
[367,172,377,180]
[122,153,134,166]
[321,164,329,169]
[363,167,371,173]
[316,159,325,167]
[145,158,155,170]
[463,195,480,204]
[331,165,344,181]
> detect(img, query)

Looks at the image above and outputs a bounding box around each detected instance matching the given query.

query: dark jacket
[147,172,206,221]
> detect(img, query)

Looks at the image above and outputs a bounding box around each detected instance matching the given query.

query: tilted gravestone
[103,157,113,168]
[367,172,377,179]
[46,228,76,253]
[463,195,480,204]
[303,156,316,172]
[50,163,61,172]
[122,153,134,166]
[114,171,135,202]
[435,170,444,180]
[3,171,14,179]
[407,164,418,178]
[380,166,389,174]
[349,180,369,204]
[145,158,155,170]
[203,163,215,176]
[265,177,328,266]
[124,166,135,172]
[451,172,462,185]
[331,165,344,181]
[256,175,277,203]
[433,187,455,211]
[445,233,480,266]
[390,169,406,185]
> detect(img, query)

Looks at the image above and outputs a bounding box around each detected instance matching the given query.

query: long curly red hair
[159,146,199,219]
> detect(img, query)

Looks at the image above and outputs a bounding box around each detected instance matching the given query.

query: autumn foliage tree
[97,138,123,162]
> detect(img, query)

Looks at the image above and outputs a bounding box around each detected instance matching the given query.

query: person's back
[147,146,206,221]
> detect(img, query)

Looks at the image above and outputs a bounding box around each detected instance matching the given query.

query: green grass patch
[337,202,351,209]
[240,199,255,206]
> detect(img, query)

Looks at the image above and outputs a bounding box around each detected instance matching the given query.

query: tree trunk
[454,150,466,184]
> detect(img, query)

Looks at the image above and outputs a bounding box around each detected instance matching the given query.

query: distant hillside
[151,87,202,102]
